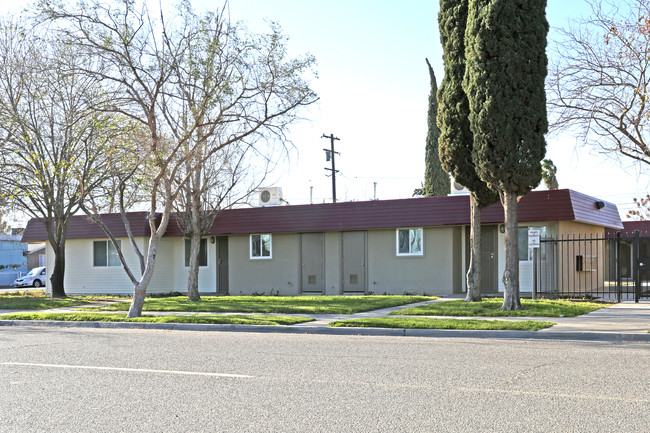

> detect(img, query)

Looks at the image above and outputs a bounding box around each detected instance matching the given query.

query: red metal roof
[22,189,623,242]
[605,220,650,238]
[22,212,153,242]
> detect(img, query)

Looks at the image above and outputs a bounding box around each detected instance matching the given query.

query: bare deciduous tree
[0,19,119,297]
[548,0,650,168]
[174,140,278,300]
[40,0,317,315]
[163,6,316,301]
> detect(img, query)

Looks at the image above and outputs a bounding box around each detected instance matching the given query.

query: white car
[13,267,47,288]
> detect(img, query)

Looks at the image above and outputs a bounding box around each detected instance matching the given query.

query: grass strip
[0,294,90,310]
[0,291,128,310]
[92,295,437,314]
[329,317,554,331]
[392,298,608,317]
[0,312,313,326]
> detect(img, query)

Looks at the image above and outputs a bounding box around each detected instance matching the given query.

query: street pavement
[0,327,648,432]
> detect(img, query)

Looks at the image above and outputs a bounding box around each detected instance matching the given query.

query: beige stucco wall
[226,228,463,296]
[367,227,456,296]
[228,233,301,295]
[452,227,463,293]
[557,221,605,238]
[323,232,342,295]
[554,221,607,295]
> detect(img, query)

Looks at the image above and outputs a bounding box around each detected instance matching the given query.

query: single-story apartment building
[21,189,623,296]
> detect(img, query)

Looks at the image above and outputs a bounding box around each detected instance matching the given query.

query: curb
[1,320,649,342]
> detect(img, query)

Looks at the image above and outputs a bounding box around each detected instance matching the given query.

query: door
[301,233,325,293]
[342,231,367,293]
[216,237,229,294]
[481,226,498,292]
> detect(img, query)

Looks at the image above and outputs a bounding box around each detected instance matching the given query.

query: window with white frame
[396,228,423,256]
[250,234,272,259]
[93,240,121,267]
[184,238,208,267]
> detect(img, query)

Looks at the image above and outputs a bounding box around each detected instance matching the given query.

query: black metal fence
[535,231,650,302]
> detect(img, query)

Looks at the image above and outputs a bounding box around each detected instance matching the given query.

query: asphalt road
[1,327,649,433]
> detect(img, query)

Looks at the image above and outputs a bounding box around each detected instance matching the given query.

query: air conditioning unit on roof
[450,179,470,196]
[258,187,283,206]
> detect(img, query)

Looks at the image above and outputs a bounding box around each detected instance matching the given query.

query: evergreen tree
[541,159,558,190]
[438,0,497,301]
[423,59,450,197]
[464,0,549,310]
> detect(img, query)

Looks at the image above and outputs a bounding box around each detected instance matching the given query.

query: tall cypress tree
[438,0,497,301]
[464,0,549,310]
[423,59,450,197]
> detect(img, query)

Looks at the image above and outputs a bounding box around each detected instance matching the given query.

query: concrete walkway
[1,298,649,341]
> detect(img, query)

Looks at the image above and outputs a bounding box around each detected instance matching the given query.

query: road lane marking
[456,386,650,403]
[1,362,254,378]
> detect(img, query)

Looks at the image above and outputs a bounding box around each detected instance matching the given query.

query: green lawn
[0,312,313,326]
[0,291,95,310]
[329,317,554,331]
[392,298,608,317]
[92,295,437,314]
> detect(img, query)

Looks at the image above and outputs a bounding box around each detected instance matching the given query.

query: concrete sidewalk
[1,298,649,342]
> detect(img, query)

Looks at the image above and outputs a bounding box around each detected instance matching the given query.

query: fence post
[634,230,640,303]
[616,231,622,303]
[532,247,538,300]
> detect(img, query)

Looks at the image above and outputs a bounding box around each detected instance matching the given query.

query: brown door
[342,231,367,293]
[216,237,228,294]
[481,226,498,292]
[301,233,325,294]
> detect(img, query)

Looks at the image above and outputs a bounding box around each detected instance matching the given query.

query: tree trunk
[127,266,156,318]
[127,283,147,318]
[187,229,202,301]
[126,231,162,318]
[501,191,521,310]
[50,242,66,298]
[465,195,482,302]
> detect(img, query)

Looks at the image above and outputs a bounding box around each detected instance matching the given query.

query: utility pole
[322,133,340,203]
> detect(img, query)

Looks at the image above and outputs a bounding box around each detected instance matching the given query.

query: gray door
[481,226,498,292]
[342,231,367,293]
[301,233,325,293]
[216,237,229,294]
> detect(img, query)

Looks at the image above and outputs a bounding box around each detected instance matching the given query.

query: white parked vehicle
[13,267,47,288]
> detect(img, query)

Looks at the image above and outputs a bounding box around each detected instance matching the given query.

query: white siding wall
[146,237,177,293]
[47,237,150,295]
[170,237,217,293]
[46,236,220,295]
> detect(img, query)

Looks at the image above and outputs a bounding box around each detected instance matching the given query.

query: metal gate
[535,230,650,302]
